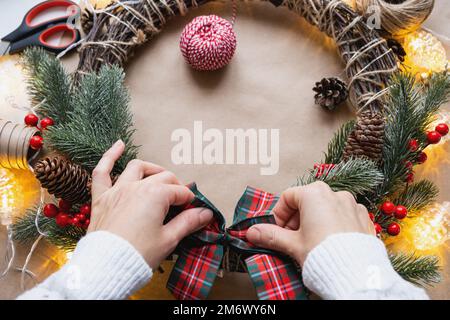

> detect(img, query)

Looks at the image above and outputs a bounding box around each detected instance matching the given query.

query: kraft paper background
[0,0,449,299]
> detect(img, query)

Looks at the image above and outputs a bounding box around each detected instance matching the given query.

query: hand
[247,181,374,266]
[88,140,213,269]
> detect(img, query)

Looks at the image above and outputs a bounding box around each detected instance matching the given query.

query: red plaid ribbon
[166,184,308,300]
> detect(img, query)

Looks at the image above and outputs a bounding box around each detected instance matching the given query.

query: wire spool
[0,119,41,169]
[354,0,435,36]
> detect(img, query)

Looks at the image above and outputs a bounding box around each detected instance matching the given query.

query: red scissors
[0,0,81,55]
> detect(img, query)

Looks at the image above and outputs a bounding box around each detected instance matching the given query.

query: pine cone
[386,39,406,63]
[343,111,385,163]
[34,157,92,204]
[80,7,95,34]
[313,77,348,110]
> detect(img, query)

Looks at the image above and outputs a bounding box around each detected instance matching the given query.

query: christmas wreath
[3,0,449,299]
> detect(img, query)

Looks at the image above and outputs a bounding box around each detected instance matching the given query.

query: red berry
[406,172,414,183]
[408,139,419,152]
[368,212,375,222]
[72,216,83,227]
[417,152,427,164]
[40,117,54,130]
[404,161,413,170]
[435,123,449,136]
[24,113,39,126]
[83,218,90,229]
[55,213,71,227]
[29,135,43,150]
[58,199,72,212]
[43,203,59,218]
[374,223,382,234]
[394,205,408,219]
[387,223,401,236]
[427,131,442,144]
[75,213,86,223]
[79,204,91,216]
[381,201,396,215]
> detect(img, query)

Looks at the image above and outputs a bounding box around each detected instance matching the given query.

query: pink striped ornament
[180,14,237,71]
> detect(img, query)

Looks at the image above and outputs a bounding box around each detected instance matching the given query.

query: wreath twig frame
[77,0,398,113]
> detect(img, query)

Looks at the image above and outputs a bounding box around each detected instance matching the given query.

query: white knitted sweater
[17,231,429,300]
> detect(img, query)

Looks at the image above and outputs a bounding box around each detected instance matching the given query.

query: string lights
[0,169,22,226]
[406,202,449,252]
[403,30,448,77]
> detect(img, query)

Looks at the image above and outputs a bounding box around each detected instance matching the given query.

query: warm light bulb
[0,168,40,226]
[405,202,449,252]
[0,169,22,225]
[403,30,448,76]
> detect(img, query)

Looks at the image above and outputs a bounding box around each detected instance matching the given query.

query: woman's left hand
[88,140,213,269]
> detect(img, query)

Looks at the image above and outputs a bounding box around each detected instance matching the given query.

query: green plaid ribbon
[166,184,308,300]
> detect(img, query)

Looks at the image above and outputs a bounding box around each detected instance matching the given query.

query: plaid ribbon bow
[166,184,308,300]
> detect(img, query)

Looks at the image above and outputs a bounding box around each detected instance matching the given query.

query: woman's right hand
[246,182,375,265]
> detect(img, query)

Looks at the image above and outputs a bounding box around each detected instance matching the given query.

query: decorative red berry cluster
[43,199,91,229]
[406,122,448,183]
[24,113,54,150]
[369,201,408,237]
[363,124,448,237]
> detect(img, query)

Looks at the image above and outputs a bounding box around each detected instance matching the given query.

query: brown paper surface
[0,1,449,299]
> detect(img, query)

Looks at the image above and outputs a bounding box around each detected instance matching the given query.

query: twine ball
[354,0,434,36]
[180,15,237,71]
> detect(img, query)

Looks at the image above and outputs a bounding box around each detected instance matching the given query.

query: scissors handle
[2,0,79,43]
[8,23,80,55]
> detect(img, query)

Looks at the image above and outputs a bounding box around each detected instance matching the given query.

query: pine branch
[393,180,439,213]
[324,120,355,163]
[419,71,450,121]
[390,252,441,287]
[45,65,138,173]
[12,207,51,245]
[12,207,85,251]
[379,73,421,196]
[298,158,383,196]
[22,48,72,123]
[45,224,85,251]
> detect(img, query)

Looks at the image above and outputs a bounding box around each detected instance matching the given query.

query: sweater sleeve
[17,231,153,300]
[301,233,429,300]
